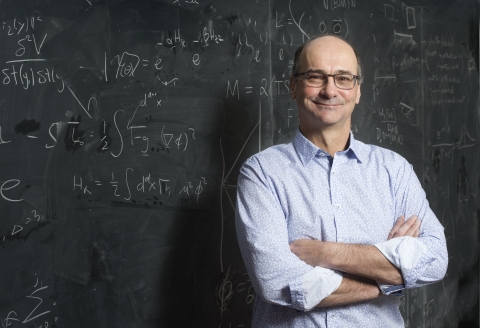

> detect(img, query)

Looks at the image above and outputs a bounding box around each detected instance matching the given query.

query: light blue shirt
[235,129,448,328]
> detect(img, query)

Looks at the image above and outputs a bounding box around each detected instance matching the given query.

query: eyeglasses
[294,71,359,90]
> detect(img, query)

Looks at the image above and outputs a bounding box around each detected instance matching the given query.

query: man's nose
[319,76,338,98]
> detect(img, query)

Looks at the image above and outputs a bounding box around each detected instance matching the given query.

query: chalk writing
[1,274,51,327]
[2,64,65,91]
[0,126,11,144]
[73,170,206,205]
[0,179,23,202]
[322,0,357,10]
[376,124,404,145]
[226,78,290,100]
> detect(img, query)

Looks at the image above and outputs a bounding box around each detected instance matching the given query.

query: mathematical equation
[73,170,207,205]
[216,267,255,327]
[0,93,197,162]
[401,288,436,328]
[430,124,476,165]
[1,274,52,328]
[226,78,290,100]
[423,35,470,108]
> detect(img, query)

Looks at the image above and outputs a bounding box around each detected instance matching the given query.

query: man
[235,34,448,327]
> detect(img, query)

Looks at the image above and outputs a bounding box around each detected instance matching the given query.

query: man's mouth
[312,101,342,107]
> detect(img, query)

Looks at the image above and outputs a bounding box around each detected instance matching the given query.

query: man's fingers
[405,218,421,237]
[393,215,419,238]
[289,240,300,253]
[289,239,313,255]
[388,216,405,240]
[289,239,324,267]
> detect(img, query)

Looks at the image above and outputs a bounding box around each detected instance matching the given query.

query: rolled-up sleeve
[375,159,448,289]
[235,157,342,311]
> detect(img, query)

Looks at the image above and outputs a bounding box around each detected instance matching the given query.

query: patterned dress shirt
[235,129,448,328]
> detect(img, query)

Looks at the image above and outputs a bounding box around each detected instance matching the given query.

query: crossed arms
[235,155,448,311]
[290,215,420,307]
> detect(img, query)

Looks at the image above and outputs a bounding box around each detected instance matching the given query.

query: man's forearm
[322,242,403,285]
[290,240,403,285]
[317,273,381,307]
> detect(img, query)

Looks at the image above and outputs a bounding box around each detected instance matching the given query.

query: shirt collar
[293,128,365,166]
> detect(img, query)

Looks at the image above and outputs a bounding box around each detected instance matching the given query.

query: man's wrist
[354,274,382,298]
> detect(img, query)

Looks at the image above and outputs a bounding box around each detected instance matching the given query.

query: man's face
[290,37,361,131]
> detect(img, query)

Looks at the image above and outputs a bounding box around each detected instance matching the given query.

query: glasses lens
[334,74,355,89]
[301,73,356,89]
[303,72,326,86]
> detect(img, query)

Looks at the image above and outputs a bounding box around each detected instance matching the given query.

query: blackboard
[0,0,478,327]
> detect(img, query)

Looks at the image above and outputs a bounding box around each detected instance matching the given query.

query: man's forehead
[301,36,357,68]
[305,36,355,54]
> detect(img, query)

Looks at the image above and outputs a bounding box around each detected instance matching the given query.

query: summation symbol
[1,274,51,327]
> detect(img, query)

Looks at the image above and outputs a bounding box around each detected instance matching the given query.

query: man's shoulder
[354,139,409,167]
[241,142,297,172]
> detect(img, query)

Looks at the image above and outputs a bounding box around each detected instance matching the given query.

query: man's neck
[300,125,351,157]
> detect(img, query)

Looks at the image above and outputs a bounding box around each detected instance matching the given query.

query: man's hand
[289,239,325,267]
[388,215,421,240]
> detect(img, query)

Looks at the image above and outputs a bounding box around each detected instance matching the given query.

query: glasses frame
[294,71,359,90]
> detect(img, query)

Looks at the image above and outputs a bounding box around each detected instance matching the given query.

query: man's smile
[311,100,344,107]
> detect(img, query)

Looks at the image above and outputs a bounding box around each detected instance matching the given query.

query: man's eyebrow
[306,69,355,75]
[305,69,328,74]
[335,69,354,75]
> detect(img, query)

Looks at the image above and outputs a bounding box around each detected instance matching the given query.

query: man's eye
[336,75,352,82]
[307,75,324,80]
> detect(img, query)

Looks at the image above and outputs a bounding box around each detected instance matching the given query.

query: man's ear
[355,84,361,104]
[290,76,296,100]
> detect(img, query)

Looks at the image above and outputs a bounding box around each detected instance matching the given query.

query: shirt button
[336,204,341,209]
[332,171,336,175]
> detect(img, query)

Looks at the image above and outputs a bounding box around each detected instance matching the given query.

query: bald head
[291,34,364,84]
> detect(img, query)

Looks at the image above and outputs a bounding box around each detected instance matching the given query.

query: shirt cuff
[289,267,343,311]
[374,236,427,282]
[377,284,404,296]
